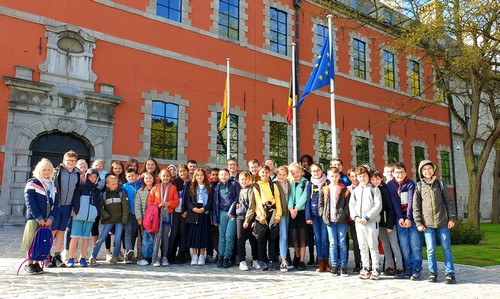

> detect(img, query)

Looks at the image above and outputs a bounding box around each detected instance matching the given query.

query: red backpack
[143,205,160,234]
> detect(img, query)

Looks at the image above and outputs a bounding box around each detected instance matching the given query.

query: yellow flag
[219,77,228,131]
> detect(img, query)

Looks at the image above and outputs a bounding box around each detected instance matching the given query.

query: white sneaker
[197,255,206,265]
[191,254,198,265]
[239,261,249,271]
[153,259,161,267]
[252,260,261,270]
[161,257,169,266]
[137,259,149,266]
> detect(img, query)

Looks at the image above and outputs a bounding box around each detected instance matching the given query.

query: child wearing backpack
[147,168,179,266]
[67,168,101,267]
[213,168,239,268]
[413,160,457,284]
[287,162,308,271]
[135,172,157,265]
[89,175,129,266]
[21,158,58,275]
[252,165,282,271]
[236,171,259,271]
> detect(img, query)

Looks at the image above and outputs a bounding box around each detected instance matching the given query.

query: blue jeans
[279,215,289,259]
[92,223,123,259]
[396,221,423,271]
[326,222,348,267]
[424,227,455,274]
[217,211,236,258]
[311,215,328,259]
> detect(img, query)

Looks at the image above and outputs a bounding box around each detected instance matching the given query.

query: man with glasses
[49,150,81,268]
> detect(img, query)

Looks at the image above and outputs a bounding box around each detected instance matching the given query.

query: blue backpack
[17,227,53,275]
[141,231,154,259]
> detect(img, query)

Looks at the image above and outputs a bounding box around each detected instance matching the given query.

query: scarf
[311,173,327,188]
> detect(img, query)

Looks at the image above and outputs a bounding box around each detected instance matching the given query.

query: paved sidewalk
[0,225,498,298]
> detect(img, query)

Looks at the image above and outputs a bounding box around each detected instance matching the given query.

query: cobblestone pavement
[1,225,498,298]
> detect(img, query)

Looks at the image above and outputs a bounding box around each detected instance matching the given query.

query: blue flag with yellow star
[296,36,334,108]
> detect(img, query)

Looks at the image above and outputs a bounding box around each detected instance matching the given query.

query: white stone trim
[210,0,249,46]
[406,55,424,97]
[383,135,403,165]
[310,20,338,67]
[437,145,453,187]
[207,103,247,166]
[379,44,400,90]
[140,90,189,164]
[146,0,192,26]
[313,122,340,164]
[410,140,428,178]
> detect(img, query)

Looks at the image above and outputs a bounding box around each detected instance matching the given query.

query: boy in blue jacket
[67,169,101,267]
[386,162,422,280]
[122,169,142,263]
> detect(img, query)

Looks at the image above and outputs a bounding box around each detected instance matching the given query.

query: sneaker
[428,272,437,283]
[54,254,66,267]
[307,259,315,266]
[89,257,98,267]
[444,273,456,284]
[206,255,215,263]
[296,261,306,271]
[394,269,405,279]
[109,257,118,264]
[404,268,413,279]
[330,266,339,276]
[216,257,224,267]
[137,259,149,266]
[161,257,169,266]
[410,270,422,281]
[353,264,361,274]
[197,255,206,265]
[47,255,55,268]
[280,261,288,272]
[24,264,37,275]
[340,267,348,277]
[79,258,88,267]
[33,263,44,274]
[383,267,396,276]
[252,260,261,270]
[259,261,268,271]
[239,261,249,271]
[191,254,198,266]
[359,268,371,280]
[106,252,113,262]
[370,270,380,280]
[292,257,299,269]
[223,258,231,268]
[268,261,275,271]
[125,250,134,264]
[67,258,75,267]
[153,259,161,267]
[118,251,125,262]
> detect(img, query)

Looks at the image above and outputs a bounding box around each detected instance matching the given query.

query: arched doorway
[30,132,92,171]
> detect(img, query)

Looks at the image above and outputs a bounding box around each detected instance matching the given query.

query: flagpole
[291,43,297,163]
[226,58,231,160]
[327,15,337,158]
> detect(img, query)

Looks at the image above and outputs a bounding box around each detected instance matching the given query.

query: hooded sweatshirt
[413,160,457,228]
[72,168,101,222]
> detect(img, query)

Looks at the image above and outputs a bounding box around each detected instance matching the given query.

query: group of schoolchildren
[21,151,458,284]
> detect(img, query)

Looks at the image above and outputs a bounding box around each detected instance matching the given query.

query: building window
[409,59,421,96]
[387,141,399,165]
[151,101,179,160]
[269,121,288,166]
[414,146,425,180]
[216,113,238,164]
[318,129,332,170]
[157,0,182,22]
[383,50,395,88]
[270,8,287,55]
[440,151,451,185]
[316,25,328,54]
[219,0,239,40]
[356,136,369,166]
[353,39,366,79]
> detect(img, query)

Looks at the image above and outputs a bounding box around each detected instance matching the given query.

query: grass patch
[423,223,500,267]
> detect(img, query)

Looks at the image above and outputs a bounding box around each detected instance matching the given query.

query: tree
[317,0,500,228]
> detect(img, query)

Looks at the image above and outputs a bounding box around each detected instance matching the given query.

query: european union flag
[296,36,334,108]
